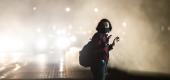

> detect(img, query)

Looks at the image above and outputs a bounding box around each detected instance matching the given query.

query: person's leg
[90,65,98,80]
[97,60,107,80]
[90,60,107,80]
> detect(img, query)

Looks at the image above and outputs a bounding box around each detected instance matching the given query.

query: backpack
[79,40,96,67]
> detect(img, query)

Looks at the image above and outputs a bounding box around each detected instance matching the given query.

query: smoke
[108,0,170,74]
[0,0,170,74]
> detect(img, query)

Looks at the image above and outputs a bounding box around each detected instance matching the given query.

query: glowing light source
[65,47,80,59]
[10,52,22,63]
[70,36,77,42]
[65,7,70,12]
[0,52,6,64]
[59,57,64,72]
[55,35,71,49]
[33,6,37,11]
[13,64,21,71]
[65,47,80,66]
[56,29,67,35]
[35,38,48,50]
[0,63,22,79]
[55,29,76,49]
[122,21,127,27]
[94,8,99,12]
[0,36,24,52]
[0,75,5,79]
[37,54,46,63]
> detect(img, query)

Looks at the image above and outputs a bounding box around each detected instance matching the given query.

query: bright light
[56,29,67,35]
[48,34,55,38]
[55,35,71,49]
[70,36,77,42]
[13,64,21,71]
[0,52,6,64]
[0,36,24,52]
[65,47,80,67]
[122,21,127,27]
[36,28,42,33]
[94,8,99,12]
[35,38,48,50]
[0,75,5,79]
[65,47,80,57]
[65,7,70,12]
[55,29,76,49]
[59,57,64,72]
[33,6,37,11]
[0,63,21,79]
[10,52,22,63]
[36,54,46,63]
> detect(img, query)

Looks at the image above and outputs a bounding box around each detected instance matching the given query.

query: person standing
[90,18,119,80]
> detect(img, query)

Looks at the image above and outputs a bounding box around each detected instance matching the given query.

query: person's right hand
[114,36,120,42]
[111,36,120,46]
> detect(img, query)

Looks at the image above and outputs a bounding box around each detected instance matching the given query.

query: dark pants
[90,60,107,80]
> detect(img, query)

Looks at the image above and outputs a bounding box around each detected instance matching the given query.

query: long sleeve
[108,44,113,51]
[91,32,110,63]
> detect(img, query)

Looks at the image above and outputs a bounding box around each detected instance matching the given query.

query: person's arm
[109,44,114,51]
[92,33,103,48]
[109,36,119,51]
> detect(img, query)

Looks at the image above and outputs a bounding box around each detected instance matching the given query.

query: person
[90,18,119,80]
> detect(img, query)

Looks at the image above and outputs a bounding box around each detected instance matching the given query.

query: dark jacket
[91,32,113,64]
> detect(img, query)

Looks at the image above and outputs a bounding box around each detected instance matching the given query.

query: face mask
[105,28,110,33]
[104,22,110,33]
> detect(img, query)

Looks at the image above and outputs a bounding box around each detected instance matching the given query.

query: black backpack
[79,40,96,67]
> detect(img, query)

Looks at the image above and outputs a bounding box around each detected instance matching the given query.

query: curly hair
[96,18,112,33]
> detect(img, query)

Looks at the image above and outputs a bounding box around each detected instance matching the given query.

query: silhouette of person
[90,18,119,80]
